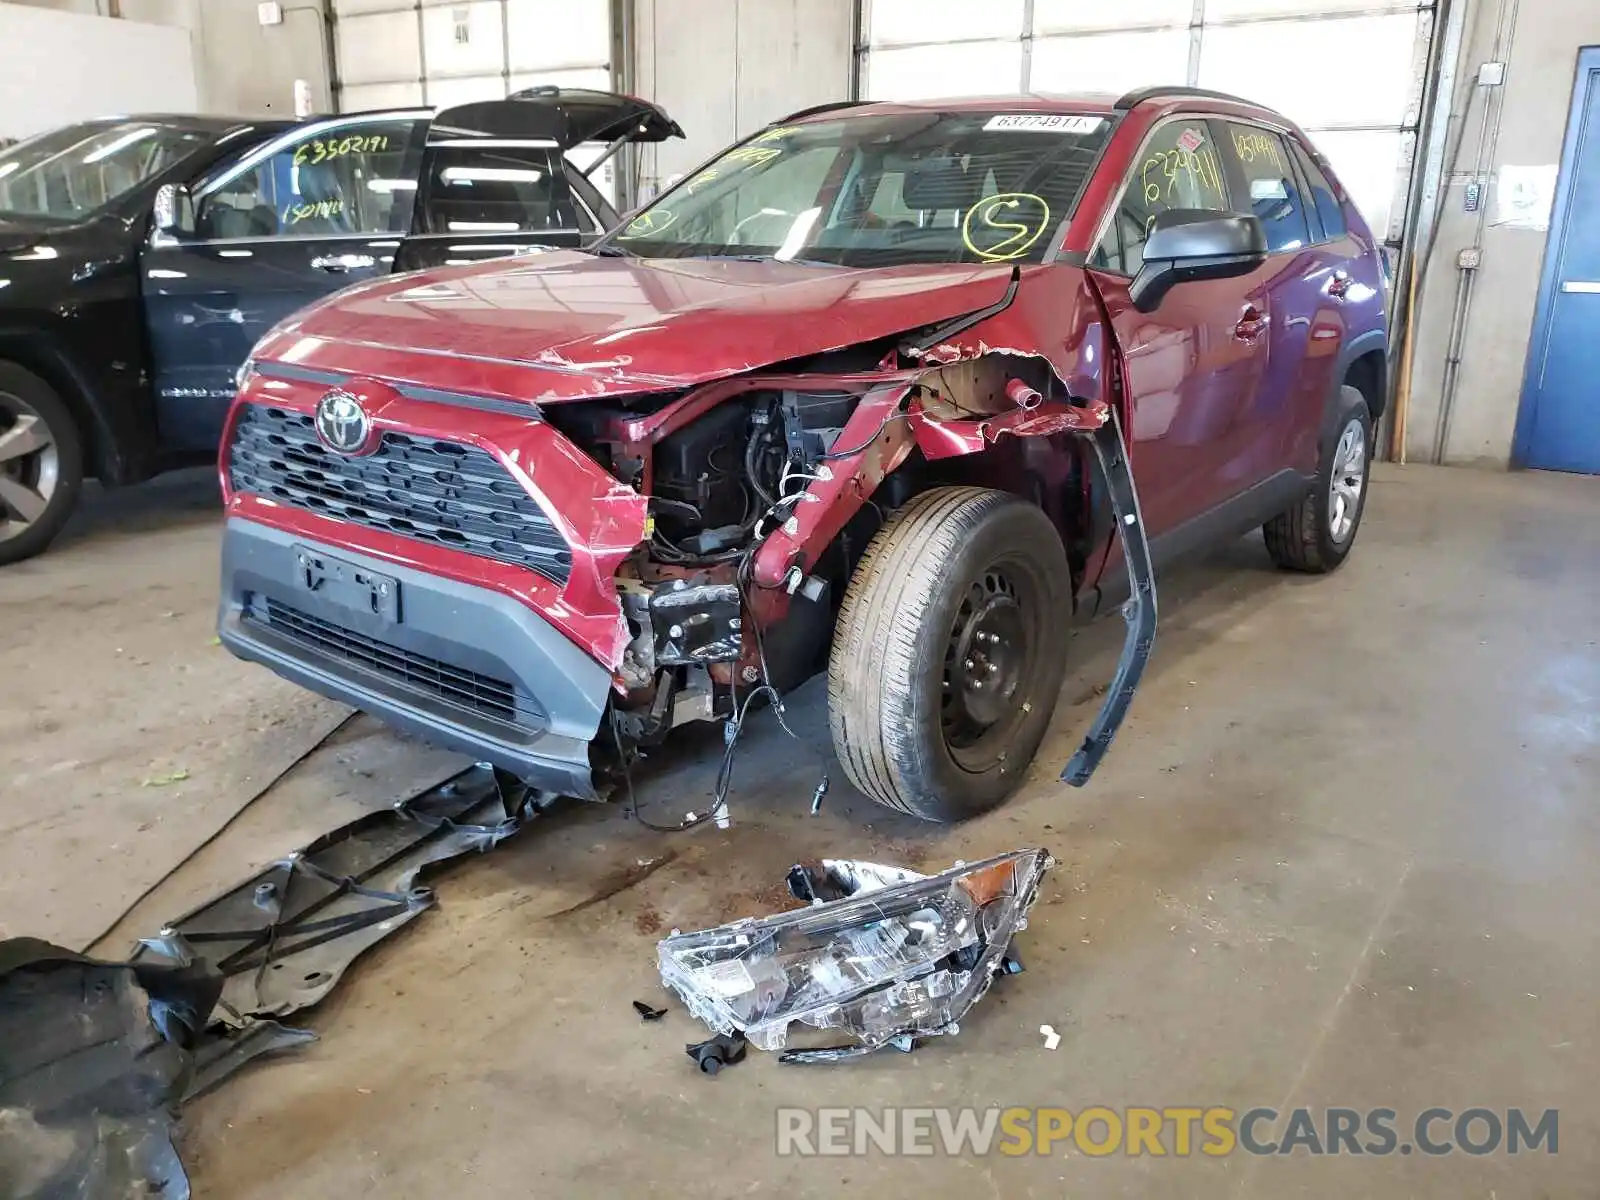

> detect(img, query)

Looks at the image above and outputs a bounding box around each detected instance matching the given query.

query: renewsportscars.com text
[775,1105,1558,1158]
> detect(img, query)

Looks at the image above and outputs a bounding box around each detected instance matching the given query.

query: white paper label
[984,114,1105,135]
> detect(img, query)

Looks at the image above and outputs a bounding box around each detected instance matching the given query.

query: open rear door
[395,87,682,272]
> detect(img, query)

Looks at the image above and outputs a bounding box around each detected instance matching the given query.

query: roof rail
[775,100,864,124]
[1113,86,1256,111]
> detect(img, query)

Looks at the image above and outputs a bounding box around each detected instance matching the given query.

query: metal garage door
[860,0,1433,246]
[331,0,618,191]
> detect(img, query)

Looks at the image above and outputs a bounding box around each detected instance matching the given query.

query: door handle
[1234,306,1270,341]
[311,253,376,273]
[1327,270,1352,299]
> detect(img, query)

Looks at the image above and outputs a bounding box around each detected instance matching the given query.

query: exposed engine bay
[536,326,1154,819]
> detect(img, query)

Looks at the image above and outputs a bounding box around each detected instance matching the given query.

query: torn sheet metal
[658,849,1050,1061]
[0,937,221,1200]
[132,765,533,1027]
[908,395,1110,461]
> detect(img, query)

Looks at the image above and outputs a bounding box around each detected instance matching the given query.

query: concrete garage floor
[2,463,1597,1197]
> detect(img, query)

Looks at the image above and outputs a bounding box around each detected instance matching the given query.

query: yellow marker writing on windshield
[618,208,675,240]
[721,146,782,169]
[962,193,1051,262]
[684,168,721,195]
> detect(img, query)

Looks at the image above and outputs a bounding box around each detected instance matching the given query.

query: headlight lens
[658,848,1050,1053]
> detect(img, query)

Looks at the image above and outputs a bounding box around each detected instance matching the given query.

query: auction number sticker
[1176,127,1206,154]
[984,114,1105,134]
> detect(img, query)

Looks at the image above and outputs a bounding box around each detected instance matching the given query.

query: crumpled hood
[252,251,1023,404]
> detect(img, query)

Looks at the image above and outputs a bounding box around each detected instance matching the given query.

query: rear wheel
[1264,384,1371,574]
[828,487,1071,822]
[0,362,83,567]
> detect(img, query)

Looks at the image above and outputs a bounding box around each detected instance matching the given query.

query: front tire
[827,487,1071,822]
[1264,384,1372,574]
[0,362,83,567]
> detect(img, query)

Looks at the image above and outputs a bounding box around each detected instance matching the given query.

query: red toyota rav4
[218,86,1387,823]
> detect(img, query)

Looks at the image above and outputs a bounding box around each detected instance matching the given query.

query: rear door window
[1091,118,1229,276]
[1220,123,1310,254]
[1290,140,1346,242]
[417,145,593,235]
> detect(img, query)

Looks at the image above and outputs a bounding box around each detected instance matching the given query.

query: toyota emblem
[313,388,374,455]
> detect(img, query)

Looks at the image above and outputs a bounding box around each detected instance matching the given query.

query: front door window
[1091,119,1230,276]
[194,119,426,241]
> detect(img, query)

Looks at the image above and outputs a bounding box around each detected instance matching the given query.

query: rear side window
[1091,119,1229,275]
[417,146,595,235]
[1291,140,1346,241]
[1220,123,1309,254]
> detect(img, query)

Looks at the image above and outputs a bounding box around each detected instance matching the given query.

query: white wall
[0,0,331,126]
[0,3,197,139]
[632,0,853,194]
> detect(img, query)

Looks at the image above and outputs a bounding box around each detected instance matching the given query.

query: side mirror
[1129,209,1267,312]
[151,182,194,238]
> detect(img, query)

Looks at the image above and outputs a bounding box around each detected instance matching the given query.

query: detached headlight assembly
[658,848,1050,1060]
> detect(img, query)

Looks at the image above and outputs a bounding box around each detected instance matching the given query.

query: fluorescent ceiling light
[83,127,157,164]
[442,167,545,184]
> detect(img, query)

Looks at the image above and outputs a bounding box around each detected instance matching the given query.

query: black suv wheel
[0,362,83,567]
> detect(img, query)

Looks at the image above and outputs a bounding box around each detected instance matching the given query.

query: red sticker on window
[1177,128,1204,154]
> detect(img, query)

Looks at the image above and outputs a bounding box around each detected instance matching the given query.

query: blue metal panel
[1514,47,1600,473]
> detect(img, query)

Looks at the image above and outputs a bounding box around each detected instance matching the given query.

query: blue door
[139,113,427,452]
[1517,48,1600,474]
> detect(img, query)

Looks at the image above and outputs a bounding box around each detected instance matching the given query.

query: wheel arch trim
[0,325,127,483]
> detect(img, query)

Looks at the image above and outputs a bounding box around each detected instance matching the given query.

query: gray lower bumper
[218,518,611,798]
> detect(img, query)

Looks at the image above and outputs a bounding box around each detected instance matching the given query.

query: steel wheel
[940,564,1039,773]
[1327,417,1366,544]
[829,487,1071,822]
[0,390,60,544]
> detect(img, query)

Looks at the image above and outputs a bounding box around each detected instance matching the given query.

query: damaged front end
[589,265,1156,796]
[223,255,1156,809]
[658,849,1051,1061]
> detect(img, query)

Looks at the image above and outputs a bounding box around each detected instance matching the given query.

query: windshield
[0,121,209,221]
[609,110,1113,267]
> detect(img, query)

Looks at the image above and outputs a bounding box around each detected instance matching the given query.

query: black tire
[0,361,84,567]
[1264,384,1372,574]
[827,486,1072,822]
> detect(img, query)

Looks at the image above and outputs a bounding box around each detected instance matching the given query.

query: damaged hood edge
[251,255,1033,406]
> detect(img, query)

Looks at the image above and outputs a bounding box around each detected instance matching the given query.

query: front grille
[229,405,572,584]
[249,597,529,727]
